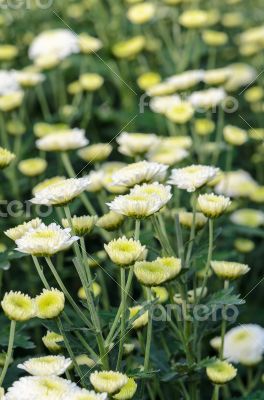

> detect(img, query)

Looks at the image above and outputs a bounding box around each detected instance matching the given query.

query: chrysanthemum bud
[1,291,36,321]
[210,261,250,280]
[179,211,208,229]
[151,286,169,303]
[78,282,101,299]
[113,378,137,400]
[129,306,149,329]
[96,211,125,232]
[75,354,97,368]
[234,238,255,253]
[0,147,15,169]
[223,125,247,146]
[18,158,47,177]
[35,288,65,319]
[206,360,237,384]
[90,371,128,394]
[79,73,104,92]
[78,143,112,163]
[62,215,98,236]
[42,331,63,352]
[134,257,181,286]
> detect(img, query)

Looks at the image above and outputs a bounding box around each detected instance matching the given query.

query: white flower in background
[131,182,172,201]
[189,87,226,109]
[116,132,160,157]
[203,68,231,85]
[36,129,88,152]
[147,81,177,97]
[18,356,72,376]
[225,63,257,91]
[169,165,219,192]
[30,177,91,206]
[4,376,77,400]
[230,208,264,228]
[223,125,248,146]
[86,170,105,192]
[148,143,188,165]
[111,161,168,188]
[107,184,172,218]
[90,371,128,394]
[0,70,20,95]
[29,29,80,61]
[223,325,264,365]
[67,389,108,400]
[215,170,258,197]
[166,101,194,124]
[5,218,42,241]
[79,33,103,54]
[14,70,45,88]
[149,95,181,114]
[15,223,79,256]
[166,70,204,91]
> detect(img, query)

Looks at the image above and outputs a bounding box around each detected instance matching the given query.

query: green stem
[212,385,220,400]
[185,193,198,268]
[144,287,153,371]
[60,152,96,215]
[45,256,92,330]
[198,219,214,302]
[116,268,126,371]
[0,320,16,386]
[220,280,229,359]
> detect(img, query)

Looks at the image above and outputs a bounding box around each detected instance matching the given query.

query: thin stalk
[0,320,16,386]
[198,219,214,302]
[212,385,220,400]
[144,287,153,371]
[220,280,229,359]
[45,257,92,330]
[60,152,96,215]
[185,193,198,268]
[116,268,126,371]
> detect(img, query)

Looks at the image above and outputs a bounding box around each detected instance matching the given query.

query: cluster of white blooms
[29,29,80,61]
[0,71,21,95]
[36,129,89,152]
[169,165,219,192]
[15,222,79,256]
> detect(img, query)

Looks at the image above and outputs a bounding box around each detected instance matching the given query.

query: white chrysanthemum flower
[5,218,42,241]
[230,208,264,228]
[30,177,91,206]
[62,215,98,236]
[149,95,181,114]
[33,177,66,196]
[111,161,168,188]
[15,223,79,256]
[29,29,80,61]
[215,170,258,198]
[86,171,105,192]
[0,70,20,95]
[223,325,264,365]
[36,129,89,152]
[15,70,45,88]
[104,236,147,267]
[225,63,257,91]
[117,132,160,157]
[130,182,172,201]
[166,70,204,91]
[198,193,231,218]
[166,101,194,124]
[5,375,77,400]
[223,125,248,146]
[107,184,172,218]
[147,142,188,165]
[42,331,63,352]
[67,388,108,400]
[18,356,72,376]
[210,260,250,280]
[189,88,226,109]
[90,371,128,394]
[169,165,219,192]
